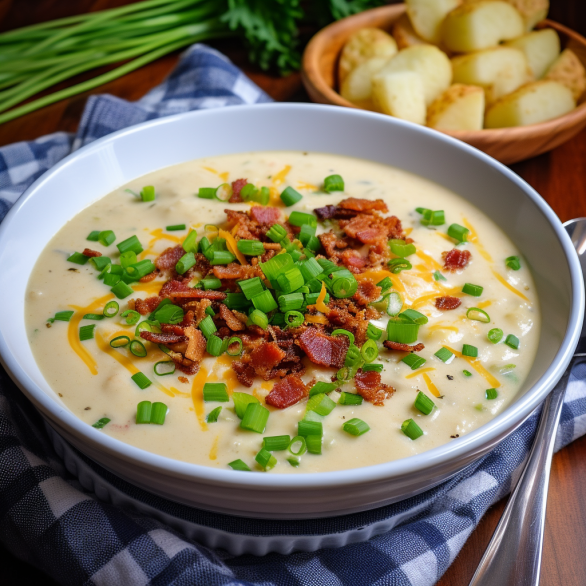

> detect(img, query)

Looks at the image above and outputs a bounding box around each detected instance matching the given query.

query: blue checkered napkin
[0,43,584,586]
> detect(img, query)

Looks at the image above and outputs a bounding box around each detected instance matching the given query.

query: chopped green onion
[117,235,143,255]
[309,381,339,396]
[298,259,321,284]
[152,304,183,325]
[98,230,116,247]
[505,334,520,349]
[224,292,250,310]
[103,272,121,287]
[240,403,269,433]
[284,310,304,328]
[336,366,357,382]
[201,277,222,290]
[232,392,259,419]
[278,293,304,313]
[255,448,277,471]
[266,224,288,243]
[338,392,363,405]
[103,301,119,318]
[110,335,130,348]
[249,309,269,330]
[166,224,186,231]
[486,388,498,400]
[343,418,370,436]
[389,239,416,257]
[277,267,304,293]
[414,392,435,415]
[239,277,265,300]
[400,309,429,325]
[421,209,445,226]
[332,329,355,344]
[47,310,75,323]
[466,307,490,323]
[203,382,229,402]
[87,230,101,242]
[323,174,344,193]
[126,260,156,281]
[209,250,236,265]
[433,270,446,282]
[488,328,503,344]
[92,417,111,429]
[361,339,379,363]
[260,253,294,281]
[388,258,412,273]
[505,256,521,270]
[240,183,258,201]
[298,420,323,437]
[402,353,426,370]
[263,435,291,451]
[288,211,317,228]
[280,186,303,206]
[305,236,321,253]
[344,344,362,367]
[463,370,472,377]
[252,290,278,313]
[119,310,140,325]
[299,224,317,246]
[154,361,175,376]
[237,239,265,256]
[175,252,196,275]
[199,315,217,339]
[110,281,134,299]
[83,313,105,321]
[387,317,420,344]
[462,344,478,358]
[214,184,232,201]
[150,402,167,425]
[199,236,211,253]
[90,256,111,271]
[135,321,153,337]
[306,393,336,416]
[363,363,383,373]
[129,340,147,357]
[447,223,469,242]
[226,336,243,356]
[131,372,151,390]
[401,418,424,440]
[207,406,222,423]
[67,252,89,265]
[206,335,224,357]
[288,436,307,457]
[198,187,216,199]
[387,291,403,316]
[228,459,251,471]
[119,251,137,269]
[462,283,483,297]
[377,277,392,294]
[366,323,383,341]
[140,186,155,202]
[329,270,358,298]
[79,324,95,341]
[306,435,322,454]
[416,207,431,215]
[136,401,152,424]
[434,347,454,363]
[182,230,198,253]
[97,263,112,280]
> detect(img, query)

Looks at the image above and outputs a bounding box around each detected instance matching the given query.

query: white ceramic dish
[0,104,582,520]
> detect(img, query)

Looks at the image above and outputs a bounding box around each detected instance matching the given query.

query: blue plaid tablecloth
[1,44,585,586]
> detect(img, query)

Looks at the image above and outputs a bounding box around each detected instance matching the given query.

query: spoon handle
[468,356,582,586]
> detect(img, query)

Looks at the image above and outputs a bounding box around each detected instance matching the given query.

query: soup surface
[26,151,539,473]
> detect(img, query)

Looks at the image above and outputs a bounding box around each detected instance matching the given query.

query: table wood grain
[0,2,585,585]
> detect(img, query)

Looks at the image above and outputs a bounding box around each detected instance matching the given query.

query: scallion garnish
[263,435,291,451]
[249,309,269,330]
[260,253,294,281]
[206,334,224,357]
[87,230,101,242]
[400,309,429,325]
[278,292,304,312]
[387,291,403,316]
[299,224,317,247]
[284,310,304,329]
[103,272,121,287]
[306,393,336,416]
[401,353,426,370]
[182,229,198,254]
[388,258,412,273]
[389,239,416,258]
[129,340,147,357]
[252,290,278,313]
[131,372,151,389]
[363,363,383,373]
[344,344,362,368]
[466,307,490,323]
[102,300,119,318]
[323,174,344,193]
[83,313,105,321]
[387,317,420,344]
[505,256,521,270]
[462,283,483,297]
[434,347,454,363]
[277,267,304,293]
[433,270,446,282]
[90,256,111,271]
[110,335,130,348]
[338,392,363,405]
[309,381,338,396]
[166,224,186,231]
[331,329,355,344]
[110,281,134,299]
[289,211,317,228]
[306,435,322,454]
[328,270,358,299]
[199,315,217,339]
[488,328,503,344]
[198,187,216,199]
[152,303,183,325]
[126,259,156,281]
[255,448,277,471]
[226,336,243,356]
[366,323,383,341]
[209,250,236,265]
[239,277,264,300]
[117,235,143,255]
[414,392,435,415]
[377,277,392,294]
[98,230,116,247]
[135,321,153,337]
[462,344,478,358]
[47,310,75,323]
[175,252,196,275]
[79,324,95,341]
[240,403,269,433]
[266,224,287,243]
[228,459,251,472]
[153,361,175,376]
[203,382,229,402]
[201,277,222,290]
[136,401,152,424]
[237,239,265,256]
[92,417,111,429]
[463,370,472,377]
[343,418,370,436]
[288,436,307,457]
[447,223,469,242]
[140,186,155,202]
[401,418,424,440]
[224,292,249,310]
[118,310,139,326]
[421,209,445,226]
[150,402,167,425]
[232,392,259,419]
[280,186,303,206]
[206,406,222,423]
[486,388,498,400]
[298,420,323,438]
[120,251,137,269]
[505,334,520,349]
[360,339,379,363]
[67,252,89,265]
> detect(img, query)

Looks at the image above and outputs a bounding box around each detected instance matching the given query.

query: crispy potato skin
[545,49,586,102]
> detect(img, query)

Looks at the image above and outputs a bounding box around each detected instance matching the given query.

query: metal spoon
[468,218,586,586]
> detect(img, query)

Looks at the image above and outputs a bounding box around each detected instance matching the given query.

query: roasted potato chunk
[392,13,429,50]
[377,45,452,106]
[504,28,560,79]
[372,71,427,124]
[452,46,531,105]
[338,28,398,85]
[485,80,575,128]
[441,1,524,53]
[340,57,390,108]
[502,0,549,31]
[426,84,485,130]
[544,49,586,102]
[405,0,462,44]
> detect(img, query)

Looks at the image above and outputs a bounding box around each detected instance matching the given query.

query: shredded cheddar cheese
[444,345,501,388]
[305,314,328,324]
[491,270,530,302]
[219,228,247,265]
[462,218,493,263]
[422,372,442,398]
[315,281,330,315]
[405,367,436,379]
[209,436,219,460]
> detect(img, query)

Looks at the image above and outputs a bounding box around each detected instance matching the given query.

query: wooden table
[1,2,585,585]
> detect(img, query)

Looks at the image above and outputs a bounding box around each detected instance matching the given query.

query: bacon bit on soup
[184,327,206,362]
[178,376,189,384]
[160,280,227,300]
[314,204,357,221]
[340,249,368,272]
[354,370,395,406]
[155,245,185,270]
[250,205,281,225]
[219,304,246,331]
[139,269,159,282]
[435,296,462,310]
[231,360,256,387]
[265,375,308,409]
[134,295,162,315]
[140,331,188,345]
[229,178,247,203]
[383,340,425,352]
[250,342,287,377]
[82,248,102,257]
[353,279,382,306]
[212,263,263,280]
[338,197,389,213]
[297,328,349,369]
[340,213,403,245]
[442,249,471,271]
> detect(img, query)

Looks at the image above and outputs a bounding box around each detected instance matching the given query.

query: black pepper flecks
[447,375,454,380]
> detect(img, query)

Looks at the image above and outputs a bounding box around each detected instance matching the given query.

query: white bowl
[0,104,582,520]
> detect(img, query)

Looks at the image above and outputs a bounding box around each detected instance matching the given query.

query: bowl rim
[300,3,586,139]
[0,102,583,490]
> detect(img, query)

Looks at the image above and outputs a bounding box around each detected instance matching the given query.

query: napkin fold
[1,44,585,586]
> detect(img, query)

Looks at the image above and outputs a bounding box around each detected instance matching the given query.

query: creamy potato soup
[26,152,539,473]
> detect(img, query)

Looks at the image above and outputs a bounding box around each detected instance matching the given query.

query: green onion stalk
[0,0,385,125]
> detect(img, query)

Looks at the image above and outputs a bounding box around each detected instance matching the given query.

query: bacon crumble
[442,249,471,271]
[383,340,425,352]
[435,296,462,310]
